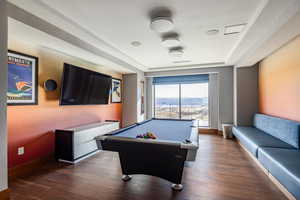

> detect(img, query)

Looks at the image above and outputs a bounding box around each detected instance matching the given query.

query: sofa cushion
[258,148,300,199]
[233,126,295,157]
[254,114,300,149]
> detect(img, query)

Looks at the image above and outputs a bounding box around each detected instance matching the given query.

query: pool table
[95,118,199,190]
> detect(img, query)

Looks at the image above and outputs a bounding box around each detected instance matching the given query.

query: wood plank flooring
[9,134,287,200]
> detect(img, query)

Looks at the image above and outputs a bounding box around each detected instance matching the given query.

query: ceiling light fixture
[169,48,184,57]
[131,41,142,47]
[150,17,174,33]
[206,29,219,36]
[161,37,180,48]
[224,23,247,35]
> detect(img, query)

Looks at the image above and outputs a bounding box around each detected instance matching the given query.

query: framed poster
[7,50,39,105]
[111,78,122,103]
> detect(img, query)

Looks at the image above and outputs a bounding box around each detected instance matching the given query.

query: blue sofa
[233,114,300,199]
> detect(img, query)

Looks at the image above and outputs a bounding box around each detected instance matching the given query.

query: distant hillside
[156,97,208,106]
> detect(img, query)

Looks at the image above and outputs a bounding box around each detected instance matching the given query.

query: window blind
[153,74,209,85]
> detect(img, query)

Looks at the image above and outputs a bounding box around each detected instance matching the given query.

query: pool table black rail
[100,119,199,160]
[95,119,199,185]
[99,136,187,184]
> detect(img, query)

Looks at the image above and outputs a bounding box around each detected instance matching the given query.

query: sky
[155,83,208,98]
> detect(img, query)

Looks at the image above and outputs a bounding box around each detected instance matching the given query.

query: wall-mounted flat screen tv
[60,63,112,105]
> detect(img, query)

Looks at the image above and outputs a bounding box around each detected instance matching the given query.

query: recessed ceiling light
[150,17,174,33]
[206,29,219,36]
[131,41,142,47]
[169,48,184,57]
[161,37,180,48]
[224,23,247,35]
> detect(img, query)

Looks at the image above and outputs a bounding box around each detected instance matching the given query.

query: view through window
[154,83,209,127]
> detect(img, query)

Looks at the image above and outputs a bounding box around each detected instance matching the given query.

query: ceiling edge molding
[226,0,300,66]
[237,9,300,67]
[7,2,144,75]
[144,66,233,77]
[8,18,133,74]
[226,0,269,62]
[30,0,147,71]
[147,62,226,71]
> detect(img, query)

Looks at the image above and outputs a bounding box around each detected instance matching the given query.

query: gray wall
[136,72,146,123]
[234,64,259,126]
[122,74,138,127]
[122,73,146,127]
[0,0,8,192]
[145,77,153,120]
[209,73,219,129]
[145,66,234,130]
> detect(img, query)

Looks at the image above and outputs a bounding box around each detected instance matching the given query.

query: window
[153,75,209,127]
[154,84,180,119]
[181,83,209,126]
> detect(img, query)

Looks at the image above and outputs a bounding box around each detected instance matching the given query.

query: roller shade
[153,74,209,85]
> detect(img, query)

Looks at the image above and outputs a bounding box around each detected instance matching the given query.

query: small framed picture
[7,50,39,105]
[111,78,122,103]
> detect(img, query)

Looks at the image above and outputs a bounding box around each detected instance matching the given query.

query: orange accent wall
[8,41,122,168]
[259,35,300,122]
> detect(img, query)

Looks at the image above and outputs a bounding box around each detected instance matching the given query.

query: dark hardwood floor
[9,134,287,200]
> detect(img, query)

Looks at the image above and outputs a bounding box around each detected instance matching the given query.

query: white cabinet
[55,121,119,163]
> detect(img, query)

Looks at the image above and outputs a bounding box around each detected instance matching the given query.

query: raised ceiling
[7,0,300,73]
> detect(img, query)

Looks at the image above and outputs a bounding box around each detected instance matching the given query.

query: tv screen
[60,63,112,105]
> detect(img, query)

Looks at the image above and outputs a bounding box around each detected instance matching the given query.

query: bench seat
[258,148,300,199]
[232,126,295,157]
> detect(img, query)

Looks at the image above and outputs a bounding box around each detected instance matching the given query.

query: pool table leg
[172,184,183,191]
[122,175,132,182]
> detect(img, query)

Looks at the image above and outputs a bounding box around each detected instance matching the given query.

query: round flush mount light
[161,37,180,48]
[150,17,174,33]
[131,41,142,47]
[206,29,219,35]
[169,48,184,57]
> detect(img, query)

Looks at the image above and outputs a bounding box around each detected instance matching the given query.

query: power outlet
[18,147,24,155]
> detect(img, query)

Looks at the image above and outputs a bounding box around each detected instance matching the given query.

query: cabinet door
[74,141,98,159]
[74,123,120,145]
